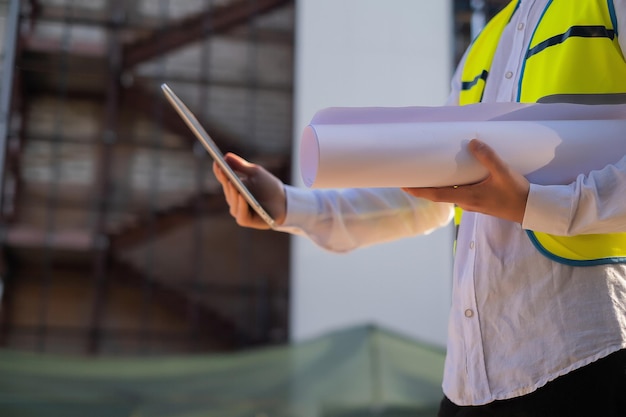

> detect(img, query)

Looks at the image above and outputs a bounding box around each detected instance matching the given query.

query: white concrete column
[291,0,454,347]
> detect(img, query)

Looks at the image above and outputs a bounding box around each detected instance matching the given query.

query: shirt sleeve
[521,3,626,236]
[522,151,626,236]
[275,186,454,253]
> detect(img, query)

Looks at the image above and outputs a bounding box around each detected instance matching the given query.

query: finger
[403,186,459,203]
[468,139,508,178]
[233,192,266,228]
[234,193,253,223]
[213,161,229,189]
[213,160,243,207]
[402,187,431,199]
[223,153,257,176]
[212,161,222,181]
[224,179,242,211]
[213,161,230,187]
[213,155,253,184]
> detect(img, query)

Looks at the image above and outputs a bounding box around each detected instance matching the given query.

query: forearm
[275,185,454,252]
[523,154,626,236]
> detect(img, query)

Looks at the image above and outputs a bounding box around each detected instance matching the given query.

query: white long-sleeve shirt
[278,0,626,406]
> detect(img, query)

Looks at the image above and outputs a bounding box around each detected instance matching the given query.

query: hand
[402,139,530,224]
[212,153,287,229]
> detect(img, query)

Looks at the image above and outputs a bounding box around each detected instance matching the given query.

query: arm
[522,155,626,236]
[402,126,626,235]
[404,7,626,230]
[213,154,454,253]
[278,186,454,253]
[213,48,471,251]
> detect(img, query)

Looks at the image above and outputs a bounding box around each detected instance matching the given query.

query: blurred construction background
[0,0,508,416]
[0,0,296,356]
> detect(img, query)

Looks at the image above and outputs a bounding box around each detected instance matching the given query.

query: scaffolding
[0,0,294,356]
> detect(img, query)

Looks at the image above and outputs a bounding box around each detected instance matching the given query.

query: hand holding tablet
[161,83,278,229]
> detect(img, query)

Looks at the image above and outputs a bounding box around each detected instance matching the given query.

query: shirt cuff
[521,183,573,236]
[273,185,318,233]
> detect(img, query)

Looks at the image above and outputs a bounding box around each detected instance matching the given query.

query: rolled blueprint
[299,102,626,188]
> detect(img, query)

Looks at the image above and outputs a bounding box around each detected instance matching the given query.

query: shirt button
[465,309,474,318]
[469,241,475,250]
[517,22,525,30]
[505,71,514,79]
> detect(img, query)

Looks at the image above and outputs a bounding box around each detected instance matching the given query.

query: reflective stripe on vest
[459,0,520,106]
[457,0,626,266]
[518,0,626,102]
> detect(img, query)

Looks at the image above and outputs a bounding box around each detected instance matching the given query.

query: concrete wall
[290,0,454,347]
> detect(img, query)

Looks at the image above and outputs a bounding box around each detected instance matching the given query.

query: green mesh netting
[0,325,445,417]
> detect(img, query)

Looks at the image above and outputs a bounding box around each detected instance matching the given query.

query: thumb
[223,153,256,174]
[468,139,508,177]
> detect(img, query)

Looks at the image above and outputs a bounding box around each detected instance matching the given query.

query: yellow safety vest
[457,0,626,266]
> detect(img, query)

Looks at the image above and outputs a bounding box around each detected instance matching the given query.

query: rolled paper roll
[299,102,626,188]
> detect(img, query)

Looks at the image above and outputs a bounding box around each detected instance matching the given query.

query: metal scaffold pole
[0,0,20,213]
[470,0,487,39]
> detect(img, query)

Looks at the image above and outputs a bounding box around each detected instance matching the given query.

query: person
[213,1,626,415]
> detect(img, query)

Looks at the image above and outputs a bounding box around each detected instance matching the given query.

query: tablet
[161,83,277,229]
